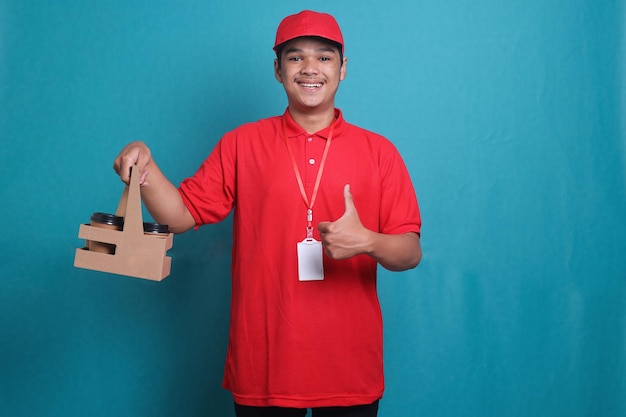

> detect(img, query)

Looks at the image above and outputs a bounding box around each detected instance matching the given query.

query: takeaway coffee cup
[88,212,124,254]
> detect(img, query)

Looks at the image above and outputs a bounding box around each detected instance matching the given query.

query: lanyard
[283,116,335,238]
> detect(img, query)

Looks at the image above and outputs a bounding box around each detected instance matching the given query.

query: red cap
[273,10,344,53]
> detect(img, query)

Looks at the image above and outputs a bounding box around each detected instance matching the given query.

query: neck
[288,106,336,134]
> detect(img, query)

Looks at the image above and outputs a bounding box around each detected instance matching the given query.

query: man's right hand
[113,141,153,185]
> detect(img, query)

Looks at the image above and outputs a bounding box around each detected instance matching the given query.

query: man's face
[274,37,347,114]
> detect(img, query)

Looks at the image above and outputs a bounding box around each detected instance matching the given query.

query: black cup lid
[143,222,169,234]
[91,212,124,226]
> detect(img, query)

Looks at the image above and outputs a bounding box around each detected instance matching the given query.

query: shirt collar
[282,108,345,140]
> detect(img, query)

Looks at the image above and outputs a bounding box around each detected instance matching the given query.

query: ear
[339,57,348,81]
[274,59,283,83]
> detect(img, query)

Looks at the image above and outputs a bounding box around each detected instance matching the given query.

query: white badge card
[297,238,324,281]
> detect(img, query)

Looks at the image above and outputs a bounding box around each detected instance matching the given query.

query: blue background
[1,1,625,416]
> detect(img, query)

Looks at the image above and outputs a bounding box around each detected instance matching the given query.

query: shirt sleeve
[178,133,237,227]
[377,141,422,236]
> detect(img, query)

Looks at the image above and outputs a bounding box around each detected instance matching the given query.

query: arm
[316,184,422,271]
[113,141,196,234]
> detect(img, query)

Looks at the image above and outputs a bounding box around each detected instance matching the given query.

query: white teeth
[301,83,322,88]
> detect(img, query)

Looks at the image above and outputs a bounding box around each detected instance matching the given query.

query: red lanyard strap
[283,116,335,235]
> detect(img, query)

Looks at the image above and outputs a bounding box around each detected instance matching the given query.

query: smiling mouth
[299,82,323,89]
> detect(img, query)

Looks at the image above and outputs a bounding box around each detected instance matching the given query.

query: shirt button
[309,158,316,165]
[307,137,313,142]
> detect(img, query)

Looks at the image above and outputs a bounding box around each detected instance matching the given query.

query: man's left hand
[317,184,372,260]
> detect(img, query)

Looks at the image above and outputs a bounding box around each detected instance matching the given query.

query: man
[113,10,422,417]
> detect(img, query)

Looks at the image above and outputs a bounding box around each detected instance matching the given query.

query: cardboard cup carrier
[74,166,174,281]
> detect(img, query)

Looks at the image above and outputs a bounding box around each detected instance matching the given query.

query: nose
[300,56,319,75]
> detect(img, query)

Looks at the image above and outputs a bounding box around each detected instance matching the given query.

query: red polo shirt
[179,108,421,408]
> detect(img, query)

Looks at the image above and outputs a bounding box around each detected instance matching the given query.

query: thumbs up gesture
[317,184,373,260]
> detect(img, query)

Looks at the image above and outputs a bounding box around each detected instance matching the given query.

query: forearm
[138,163,195,234]
[365,231,422,271]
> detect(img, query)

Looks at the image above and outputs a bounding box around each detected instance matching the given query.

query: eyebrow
[284,46,337,54]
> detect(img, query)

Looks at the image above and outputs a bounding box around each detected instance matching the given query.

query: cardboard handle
[114,165,144,237]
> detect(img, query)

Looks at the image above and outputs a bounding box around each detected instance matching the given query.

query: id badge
[297,238,324,281]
